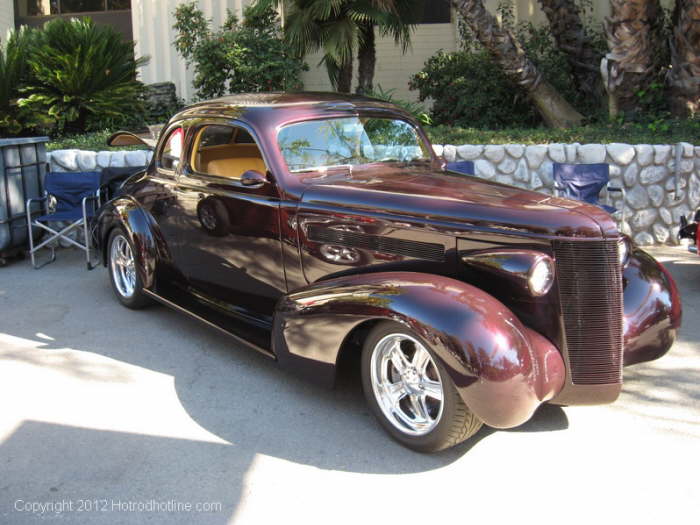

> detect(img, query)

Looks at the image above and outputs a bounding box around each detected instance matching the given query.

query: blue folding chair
[446,161,475,175]
[26,171,101,269]
[553,163,625,221]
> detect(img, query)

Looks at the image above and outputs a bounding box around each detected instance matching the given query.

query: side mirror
[240,170,268,188]
[107,131,156,150]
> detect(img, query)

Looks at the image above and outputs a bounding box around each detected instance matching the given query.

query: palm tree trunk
[356,21,376,94]
[452,0,583,128]
[337,59,353,93]
[603,0,663,118]
[537,0,603,100]
[669,0,700,117]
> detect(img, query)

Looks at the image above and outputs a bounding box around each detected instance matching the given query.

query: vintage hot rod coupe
[96,93,681,452]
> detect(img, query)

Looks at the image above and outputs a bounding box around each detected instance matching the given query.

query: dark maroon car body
[95,93,681,431]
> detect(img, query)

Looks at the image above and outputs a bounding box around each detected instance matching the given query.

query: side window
[191,124,266,180]
[158,127,184,171]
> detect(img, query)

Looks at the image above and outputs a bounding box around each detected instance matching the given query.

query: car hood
[297,165,619,239]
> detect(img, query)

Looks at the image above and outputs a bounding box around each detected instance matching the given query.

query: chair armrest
[26,195,48,206]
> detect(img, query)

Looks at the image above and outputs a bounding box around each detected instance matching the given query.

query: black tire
[107,228,151,309]
[361,321,483,452]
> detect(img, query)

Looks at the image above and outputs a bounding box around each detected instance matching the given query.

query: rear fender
[96,197,165,289]
[273,272,565,429]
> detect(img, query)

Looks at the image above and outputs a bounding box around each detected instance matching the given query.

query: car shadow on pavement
[1,421,238,524]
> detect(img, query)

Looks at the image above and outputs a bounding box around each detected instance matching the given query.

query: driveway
[1,246,698,524]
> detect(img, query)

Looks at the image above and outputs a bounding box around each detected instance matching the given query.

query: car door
[173,120,286,334]
[136,123,186,283]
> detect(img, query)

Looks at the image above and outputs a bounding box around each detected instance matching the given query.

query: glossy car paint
[274,272,565,428]
[622,247,682,366]
[95,92,681,430]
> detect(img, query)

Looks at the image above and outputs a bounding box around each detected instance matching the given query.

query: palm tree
[537,0,603,101]
[0,27,39,135]
[354,0,420,94]
[255,0,418,93]
[451,0,583,128]
[668,0,700,117]
[602,0,664,117]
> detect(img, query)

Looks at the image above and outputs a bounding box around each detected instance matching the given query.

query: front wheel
[107,228,151,309]
[361,321,482,452]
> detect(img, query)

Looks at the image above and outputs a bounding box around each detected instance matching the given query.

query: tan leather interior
[195,144,266,179]
[206,157,266,179]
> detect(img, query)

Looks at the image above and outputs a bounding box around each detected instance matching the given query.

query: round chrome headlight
[528,256,555,296]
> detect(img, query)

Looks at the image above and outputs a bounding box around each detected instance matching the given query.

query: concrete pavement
[0,246,698,524]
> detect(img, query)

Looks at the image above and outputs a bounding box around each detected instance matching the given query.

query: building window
[417,0,451,24]
[16,0,131,16]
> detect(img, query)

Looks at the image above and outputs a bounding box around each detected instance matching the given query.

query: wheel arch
[96,197,165,290]
[273,271,566,429]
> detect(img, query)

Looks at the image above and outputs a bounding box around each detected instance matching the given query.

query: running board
[143,289,276,360]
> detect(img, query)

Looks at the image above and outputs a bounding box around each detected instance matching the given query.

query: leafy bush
[409,50,540,129]
[426,118,700,146]
[411,1,609,129]
[173,3,307,101]
[0,27,44,136]
[18,18,148,134]
[364,85,432,125]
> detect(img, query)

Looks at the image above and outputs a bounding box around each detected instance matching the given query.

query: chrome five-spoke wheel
[110,233,136,298]
[371,333,444,435]
[362,321,483,452]
[107,229,150,309]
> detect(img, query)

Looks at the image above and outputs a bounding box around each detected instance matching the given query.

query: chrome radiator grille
[553,239,624,385]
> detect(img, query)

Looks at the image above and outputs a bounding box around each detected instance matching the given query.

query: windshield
[277,117,430,172]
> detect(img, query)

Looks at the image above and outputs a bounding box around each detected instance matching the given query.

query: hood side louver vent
[308,225,445,262]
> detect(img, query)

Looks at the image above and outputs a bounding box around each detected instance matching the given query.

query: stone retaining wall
[435,142,700,246]
[48,149,154,173]
[48,143,700,246]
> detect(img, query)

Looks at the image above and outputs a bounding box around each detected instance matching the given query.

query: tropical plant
[0,27,44,136]
[602,0,665,118]
[18,18,148,133]
[450,0,583,128]
[173,3,307,100]
[365,84,431,124]
[668,0,700,117]
[253,0,420,94]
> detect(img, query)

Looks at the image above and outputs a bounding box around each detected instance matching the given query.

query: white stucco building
[7,0,614,103]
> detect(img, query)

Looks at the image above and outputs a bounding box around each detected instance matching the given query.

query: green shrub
[409,50,540,129]
[364,85,432,125]
[173,3,307,101]
[0,27,44,136]
[18,18,148,134]
[411,1,609,129]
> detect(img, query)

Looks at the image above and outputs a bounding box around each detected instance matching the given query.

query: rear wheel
[361,321,482,452]
[107,229,151,309]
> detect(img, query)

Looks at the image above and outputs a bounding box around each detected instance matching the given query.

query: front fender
[623,248,682,366]
[273,272,565,429]
[95,197,165,289]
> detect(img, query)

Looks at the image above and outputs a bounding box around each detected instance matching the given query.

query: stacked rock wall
[435,142,700,246]
[48,149,154,173]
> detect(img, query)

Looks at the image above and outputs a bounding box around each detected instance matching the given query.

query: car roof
[171,92,412,129]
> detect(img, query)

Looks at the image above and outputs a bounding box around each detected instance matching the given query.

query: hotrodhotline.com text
[14,499,223,515]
